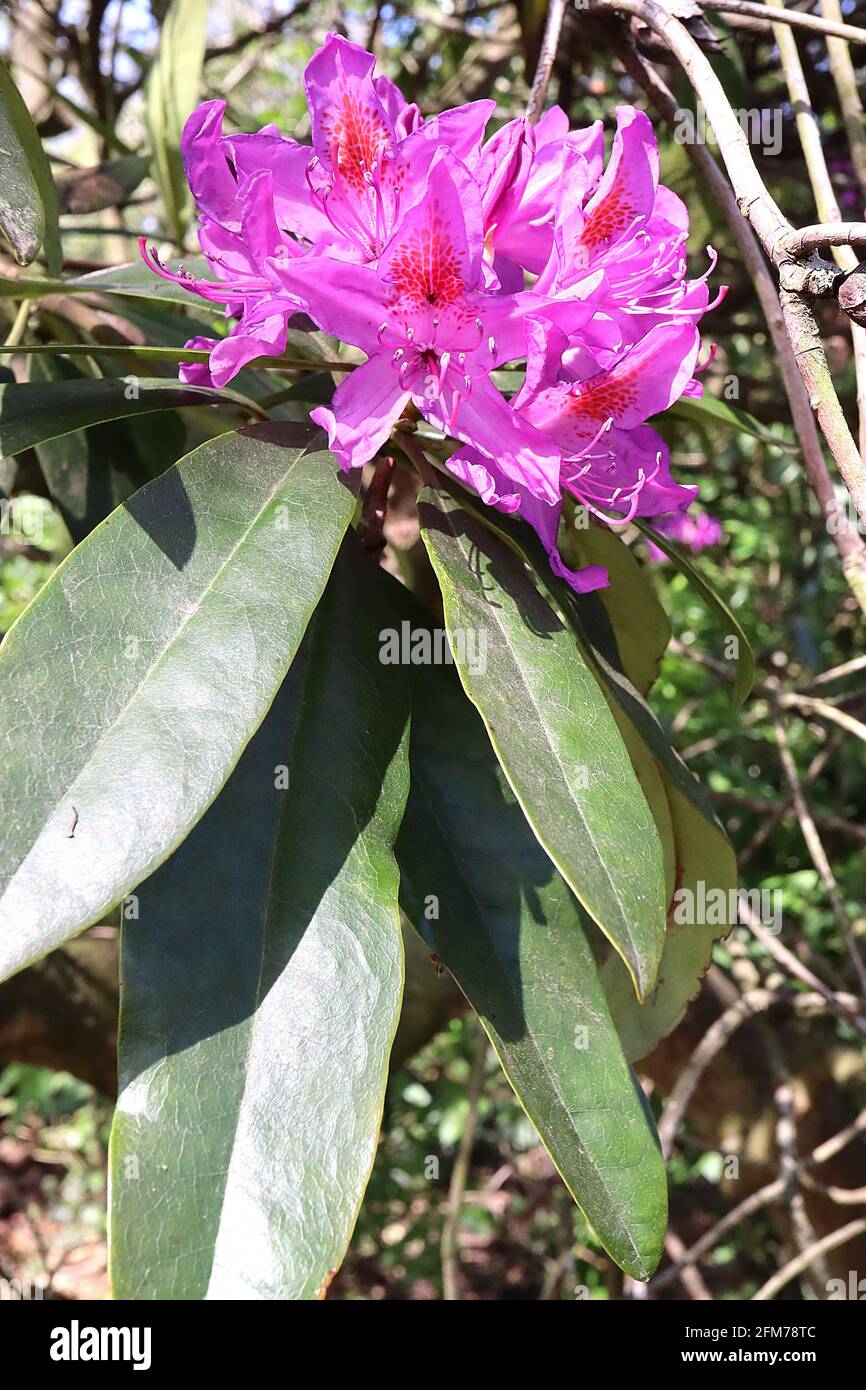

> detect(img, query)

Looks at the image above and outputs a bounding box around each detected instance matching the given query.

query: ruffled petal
[310,353,409,468]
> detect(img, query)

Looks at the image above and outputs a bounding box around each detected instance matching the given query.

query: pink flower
[274,147,584,501]
[535,107,724,346]
[140,34,724,592]
[645,509,724,563]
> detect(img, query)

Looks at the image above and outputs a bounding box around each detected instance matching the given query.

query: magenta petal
[178,336,219,387]
[433,375,561,505]
[182,101,238,224]
[580,106,658,247]
[270,253,387,353]
[207,312,288,387]
[310,354,409,469]
[427,99,497,166]
[379,146,484,295]
[304,33,394,175]
[446,444,607,594]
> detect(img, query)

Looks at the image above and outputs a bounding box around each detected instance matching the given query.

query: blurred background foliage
[0,0,864,1300]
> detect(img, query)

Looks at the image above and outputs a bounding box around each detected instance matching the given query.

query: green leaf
[563,608,737,1060]
[145,0,208,242]
[0,376,255,458]
[0,59,61,273]
[662,395,796,454]
[0,423,357,983]
[560,512,671,696]
[395,585,667,1279]
[110,538,410,1299]
[602,767,736,1063]
[419,488,667,1000]
[30,355,186,542]
[0,257,214,304]
[635,519,755,705]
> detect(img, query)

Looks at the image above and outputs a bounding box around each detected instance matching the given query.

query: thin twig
[441,1024,489,1301]
[703,0,866,44]
[526,0,568,122]
[599,0,866,533]
[779,221,866,257]
[771,708,866,993]
[766,0,866,466]
[820,0,866,208]
[617,45,866,613]
[752,1218,866,1298]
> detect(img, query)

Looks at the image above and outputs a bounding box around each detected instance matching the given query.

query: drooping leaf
[145,0,209,242]
[602,768,736,1063]
[30,354,186,542]
[0,257,213,304]
[635,519,755,705]
[0,59,61,272]
[56,155,151,215]
[0,376,255,458]
[560,512,671,696]
[110,538,410,1299]
[566,608,737,1060]
[663,394,796,454]
[0,424,357,983]
[394,580,667,1279]
[419,488,667,1000]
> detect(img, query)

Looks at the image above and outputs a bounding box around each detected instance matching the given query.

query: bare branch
[752,1218,866,1298]
[526,0,568,121]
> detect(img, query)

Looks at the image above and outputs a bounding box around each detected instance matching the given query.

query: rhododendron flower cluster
[142,33,723,594]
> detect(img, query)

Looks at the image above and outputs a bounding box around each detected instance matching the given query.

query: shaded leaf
[635,519,755,705]
[560,512,670,696]
[0,58,61,272]
[663,394,796,454]
[394,580,667,1279]
[0,424,357,983]
[419,488,666,1000]
[0,375,254,458]
[110,538,409,1299]
[30,355,186,542]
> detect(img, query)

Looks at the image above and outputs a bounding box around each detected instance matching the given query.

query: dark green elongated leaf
[663,395,796,454]
[560,512,670,696]
[0,260,212,304]
[145,0,208,241]
[394,587,667,1279]
[603,767,736,1062]
[634,519,755,706]
[565,600,737,1058]
[419,488,666,1001]
[110,539,410,1299]
[31,354,186,542]
[0,424,357,984]
[0,376,256,458]
[0,59,61,272]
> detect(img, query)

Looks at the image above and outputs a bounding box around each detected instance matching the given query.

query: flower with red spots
[140,33,723,586]
[274,148,583,501]
[445,319,702,593]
